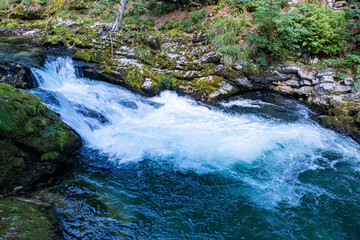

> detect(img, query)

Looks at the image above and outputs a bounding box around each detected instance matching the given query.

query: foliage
[297,4,348,55]
[37,0,48,5]
[181,9,207,32]
[323,54,360,80]
[124,67,145,90]
[248,3,349,59]
[70,12,78,21]
[207,16,250,65]
[251,0,282,46]
[158,75,175,90]
[228,0,259,15]
[136,46,150,61]
[40,151,59,161]
[128,0,150,16]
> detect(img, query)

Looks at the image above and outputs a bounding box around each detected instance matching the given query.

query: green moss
[75,49,97,62]
[0,197,60,240]
[190,76,222,97]
[158,75,175,90]
[124,67,145,91]
[0,140,28,194]
[0,83,80,153]
[164,29,184,38]
[0,19,21,29]
[23,20,47,29]
[40,152,59,162]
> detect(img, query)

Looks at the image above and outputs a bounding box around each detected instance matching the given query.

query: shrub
[181,10,207,32]
[158,76,175,90]
[207,16,249,65]
[128,0,150,16]
[70,13,78,21]
[228,0,259,15]
[248,3,349,57]
[296,4,348,55]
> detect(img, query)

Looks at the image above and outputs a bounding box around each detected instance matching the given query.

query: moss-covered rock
[10,4,47,21]
[0,83,82,154]
[0,196,62,239]
[316,115,360,143]
[0,83,82,194]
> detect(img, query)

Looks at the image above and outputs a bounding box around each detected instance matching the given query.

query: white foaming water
[221,98,276,108]
[30,57,360,208]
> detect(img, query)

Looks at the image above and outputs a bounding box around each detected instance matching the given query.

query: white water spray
[30,57,360,208]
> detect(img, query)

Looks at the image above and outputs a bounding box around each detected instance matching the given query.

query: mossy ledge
[0,196,63,240]
[0,83,83,195]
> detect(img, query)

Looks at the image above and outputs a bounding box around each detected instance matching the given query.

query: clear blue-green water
[2,41,360,239]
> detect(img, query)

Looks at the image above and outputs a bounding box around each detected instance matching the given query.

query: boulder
[284,79,300,88]
[295,86,314,96]
[0,84,82,153]
[192,30,208,44]
[333,85,352,94]
[0,84,82,194]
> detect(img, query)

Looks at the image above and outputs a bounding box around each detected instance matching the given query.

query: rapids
[25,57,360,239]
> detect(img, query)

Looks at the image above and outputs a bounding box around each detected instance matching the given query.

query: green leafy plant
[128,0,150,16]
[248,3,349,60]
[36,0,48,5]
[180,9,207,33]
[207,16,250,65]
[158,75,175,90]
[70,13,78,21]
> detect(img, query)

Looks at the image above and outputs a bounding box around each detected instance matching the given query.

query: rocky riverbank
[1,17,360,143]
[3,15,358,143]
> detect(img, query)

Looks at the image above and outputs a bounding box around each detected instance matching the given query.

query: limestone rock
[333,85,352,94]
[320,75,335,83]
[0,197,61,239]
[272,85,294,95]
[0,62,36,89]
[284,79,300,88]
[192,31,207,44]
[355,112,360,124]
[316,69,335,78]
[344,77,355,86]
[315,83,335,94]
[295,86,314,96]
[10,6,46,20]
[277,64,300,74]
[228,77,252,88]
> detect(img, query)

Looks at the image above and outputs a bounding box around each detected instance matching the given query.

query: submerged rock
[0,83,82,194]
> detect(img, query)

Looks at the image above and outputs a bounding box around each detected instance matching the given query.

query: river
[2,39,360,239]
